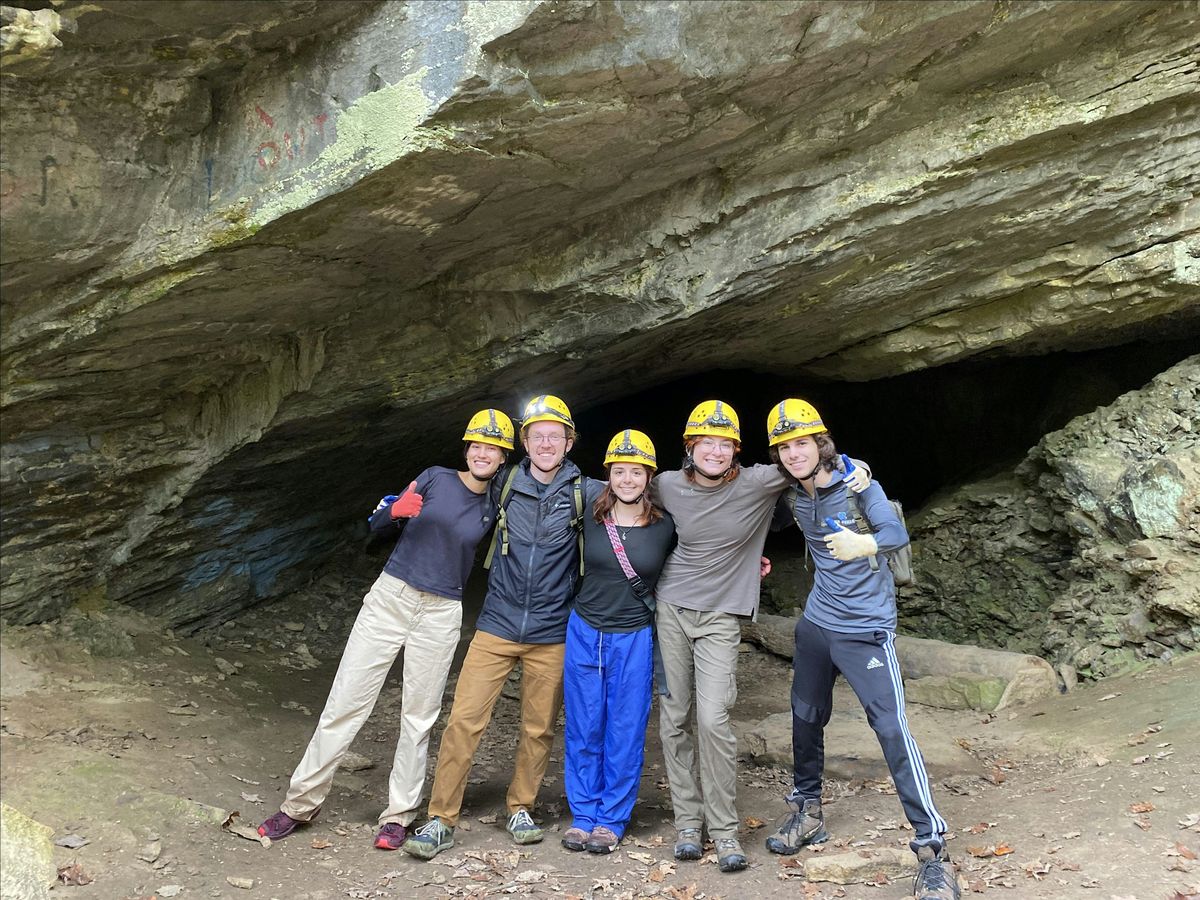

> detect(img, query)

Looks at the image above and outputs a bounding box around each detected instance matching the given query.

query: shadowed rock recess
[2,2,1198,669]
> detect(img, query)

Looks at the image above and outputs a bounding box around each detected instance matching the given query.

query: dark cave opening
[572,336,1197,513]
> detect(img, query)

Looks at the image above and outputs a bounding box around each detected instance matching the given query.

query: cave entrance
[573,336,1195,513]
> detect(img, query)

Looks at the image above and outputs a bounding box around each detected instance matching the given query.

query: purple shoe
[374,822,408,850]
[258,808,317,840]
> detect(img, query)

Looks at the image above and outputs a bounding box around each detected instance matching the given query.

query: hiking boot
[673,828,703,861]
[765,797,828,855]
[373,822,408,850]
[585,825,620,854]
[715,837,748,872]
[507,808,543,845]
[402,817,455,860]
[257,808,317,841]
[561,826,590,852]
[913,846,961,900]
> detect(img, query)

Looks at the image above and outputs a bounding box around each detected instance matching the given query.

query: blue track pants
[562,611,654,838]
[790,616,948,853]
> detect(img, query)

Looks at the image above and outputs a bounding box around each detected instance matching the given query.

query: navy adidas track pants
[790,616,948,852]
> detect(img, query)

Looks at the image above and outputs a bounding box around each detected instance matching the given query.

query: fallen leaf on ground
[966,823,993,835]
[744,816,766,829]
[56,863,93,886]
[1130,801,1155,814]
[226,876,254,889]
[239,791,261,804]
[1098,692,1121,701]
[311,838,332,849]
[478,813,498,824]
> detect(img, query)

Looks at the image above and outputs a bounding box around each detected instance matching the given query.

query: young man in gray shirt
[653,400,869,873]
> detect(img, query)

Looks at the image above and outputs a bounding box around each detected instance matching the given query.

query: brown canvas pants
[426,630,566,826]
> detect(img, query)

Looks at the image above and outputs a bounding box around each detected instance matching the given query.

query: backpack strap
[845,490,880,572]
[482,465,520,571]
[571,475,585,578]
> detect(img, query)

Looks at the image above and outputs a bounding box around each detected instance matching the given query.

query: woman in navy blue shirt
[258,410,513,851]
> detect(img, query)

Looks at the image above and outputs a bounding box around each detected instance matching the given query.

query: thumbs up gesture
[390,481,424,518]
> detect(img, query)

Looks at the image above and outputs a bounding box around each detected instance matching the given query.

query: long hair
[682,437,741,483]
[768,430,838,477]
[592,467,663,525]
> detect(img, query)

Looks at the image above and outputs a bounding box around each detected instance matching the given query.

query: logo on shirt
[867,656,884,671]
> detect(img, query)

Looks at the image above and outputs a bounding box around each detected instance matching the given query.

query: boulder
[905,673,1006,711]
[0,803,55,900]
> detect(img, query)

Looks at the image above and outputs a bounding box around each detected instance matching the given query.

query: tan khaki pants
[426,630,565,826]
[281,572,462,825]
[655,602,742,839]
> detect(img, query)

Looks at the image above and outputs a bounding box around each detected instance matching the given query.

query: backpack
[483,466,586,577]
[786,487,914,586]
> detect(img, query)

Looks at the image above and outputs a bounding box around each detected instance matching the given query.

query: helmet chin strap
[614,493,644,507]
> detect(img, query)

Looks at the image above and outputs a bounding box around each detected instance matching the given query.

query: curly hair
[591,466,663,525]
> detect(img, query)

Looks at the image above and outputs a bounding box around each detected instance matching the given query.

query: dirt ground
[2,569,1198,900]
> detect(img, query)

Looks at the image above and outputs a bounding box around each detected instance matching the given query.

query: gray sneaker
[674,828,703,860]
[914,846,961,900]
[765,797,829,854]
[585,825,620,854]
[715,837,748,872]
[507,808,543,845]
[402,817,454,860]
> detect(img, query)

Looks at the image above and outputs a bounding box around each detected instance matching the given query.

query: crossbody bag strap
[602,516,653,606]
[602,515,669,698]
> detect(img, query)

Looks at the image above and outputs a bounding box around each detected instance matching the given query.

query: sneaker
[402,817,455,860]
[373,822,408,850]
[674,828,703,860]
[257,808,317,841]
[585,825,620,854]
[507,808,543,845]
[715,837,748,872]
[914,846,961,900]
[561,826,590,851]
[765,797,828,854]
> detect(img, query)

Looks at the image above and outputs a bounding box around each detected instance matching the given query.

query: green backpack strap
[483,465,520,571]
[571,475,585,578]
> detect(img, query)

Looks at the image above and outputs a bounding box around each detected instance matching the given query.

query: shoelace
[510,810,534,829]
[917,857,947,890]
[416,820,446,837]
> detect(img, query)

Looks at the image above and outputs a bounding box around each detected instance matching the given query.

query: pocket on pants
[726,672,738,707]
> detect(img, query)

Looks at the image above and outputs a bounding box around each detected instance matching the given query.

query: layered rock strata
[900,356,1200,677]
[2,1,1198,628]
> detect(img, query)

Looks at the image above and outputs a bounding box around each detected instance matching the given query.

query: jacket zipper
[520,491,543,642]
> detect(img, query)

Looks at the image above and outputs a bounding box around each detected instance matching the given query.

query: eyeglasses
[696,438,736,453]
[528,433,566,446]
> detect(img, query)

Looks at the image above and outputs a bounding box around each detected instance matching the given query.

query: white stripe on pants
[281,572,462,825]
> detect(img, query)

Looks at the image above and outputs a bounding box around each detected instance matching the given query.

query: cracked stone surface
[1,1,1198,627]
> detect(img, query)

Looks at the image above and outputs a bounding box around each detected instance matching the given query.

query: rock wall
[2,1,1198,628]
[900,356,1200,677]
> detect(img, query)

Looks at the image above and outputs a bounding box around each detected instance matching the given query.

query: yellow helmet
[521,394,574,432]
[462,408,515,450]
[766,399,826,446]
[683,400,741,442]
[604,429,657,470]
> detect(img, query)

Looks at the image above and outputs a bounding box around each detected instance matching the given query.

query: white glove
[844,466,870,494]
[824,524,878,561]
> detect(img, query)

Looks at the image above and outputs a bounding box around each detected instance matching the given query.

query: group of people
[256,395,960,900]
